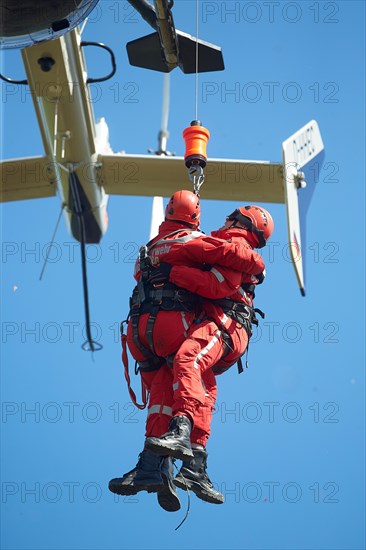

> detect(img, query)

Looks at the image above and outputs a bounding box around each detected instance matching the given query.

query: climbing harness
[120,242,199,408]
[210,293,265,374]
[129,244,199,372]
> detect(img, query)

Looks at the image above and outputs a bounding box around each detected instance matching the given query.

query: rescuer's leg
[143,364,174,438]
[145,415,194,460]
[145,321,225,460]
[174,368,224,503]
[108,448,180,512]
[157,456,181,512]
[108,449,164,496]
[174,447,224,504]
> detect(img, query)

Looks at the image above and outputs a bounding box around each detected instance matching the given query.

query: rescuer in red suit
[144,252,264,505]
[144,205,274,502]
[109,191,266,511]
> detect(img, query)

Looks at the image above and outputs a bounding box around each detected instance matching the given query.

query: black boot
[145,416,194,460]
[157,457,181,512]
[174,448,224,504]
[108,450,164,496]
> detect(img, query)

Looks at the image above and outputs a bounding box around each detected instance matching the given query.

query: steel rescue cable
[195,0,199,121]
[39,203,66,281]
[182,0,210,195]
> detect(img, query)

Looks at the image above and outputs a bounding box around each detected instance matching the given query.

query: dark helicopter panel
[0,0,100,48]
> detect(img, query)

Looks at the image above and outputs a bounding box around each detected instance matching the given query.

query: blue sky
[1,1,365,549]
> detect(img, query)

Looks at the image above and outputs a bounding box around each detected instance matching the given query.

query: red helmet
[165,190,200,228]
[227,205,274,248]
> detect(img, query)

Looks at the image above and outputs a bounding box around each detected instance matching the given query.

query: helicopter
[0,0,325,350]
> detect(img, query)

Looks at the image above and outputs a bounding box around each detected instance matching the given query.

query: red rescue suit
[169,228,262,445]
[126,221,264,440]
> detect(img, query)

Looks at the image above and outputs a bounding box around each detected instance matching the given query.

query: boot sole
[174,477,224,505]
[108,481,164,496]
[145,439,194,461]
[157,478,181,513]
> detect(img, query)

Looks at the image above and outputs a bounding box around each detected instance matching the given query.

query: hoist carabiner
[188,164,205,195]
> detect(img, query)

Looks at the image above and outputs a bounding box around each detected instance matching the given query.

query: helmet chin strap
[227,209,266,248]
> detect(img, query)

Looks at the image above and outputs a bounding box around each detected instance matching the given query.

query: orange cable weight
[183,120,210,169]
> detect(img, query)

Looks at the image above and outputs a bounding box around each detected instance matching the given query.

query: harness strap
[120,325,148,410]
[128,280,199,374]
[130,311,163,371]
[145,307,159,356]
[212,298,252,314]
[211,299,258,334]
[136,359,165,372]
[254,307,265,322]
[147,230,204,251]
[237,356,244,374]
[211,300,265,375]
[131,311,152,358]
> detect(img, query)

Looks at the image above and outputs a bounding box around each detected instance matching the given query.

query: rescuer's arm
[181,235,264,275]
[169,264,242,299]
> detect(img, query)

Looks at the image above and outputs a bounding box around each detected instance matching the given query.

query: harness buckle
[174,289,186,302]
[242,306,251,320]
[120,319,129,336]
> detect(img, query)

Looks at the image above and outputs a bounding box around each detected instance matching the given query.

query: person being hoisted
[109,190,267,510]
[109,193,273,510]
[143,204,274,490]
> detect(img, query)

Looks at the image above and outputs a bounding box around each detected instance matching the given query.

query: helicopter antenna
[149,73,174,156]
[158,73,170,155]
[149,74,173,239]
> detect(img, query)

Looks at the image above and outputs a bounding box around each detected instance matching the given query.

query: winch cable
[182,0,210,196]
[39,203,65,281]
[194,0,199,122]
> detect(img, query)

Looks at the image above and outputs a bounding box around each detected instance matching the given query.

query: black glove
[255,270,266,284]
[148,262,172,285]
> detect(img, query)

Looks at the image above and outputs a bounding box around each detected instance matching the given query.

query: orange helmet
[165,190,200,228]
[227,205,274,248]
